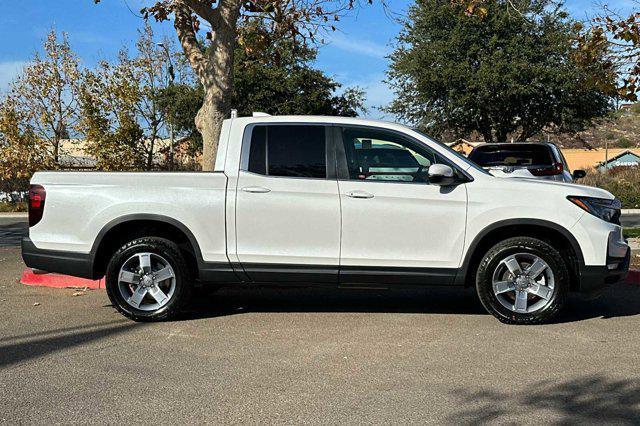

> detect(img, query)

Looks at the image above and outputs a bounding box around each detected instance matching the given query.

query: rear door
[334,125,468,285]
[235,124,340,283]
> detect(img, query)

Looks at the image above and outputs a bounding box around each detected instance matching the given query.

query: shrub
[616,136,634,148]
[0,202,27,212]
[580,167,640,209]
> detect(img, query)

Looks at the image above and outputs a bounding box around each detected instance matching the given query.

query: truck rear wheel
[105,237,192,322]
[475,236,569,325]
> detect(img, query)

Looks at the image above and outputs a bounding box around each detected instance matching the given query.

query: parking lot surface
[2,241,640,424]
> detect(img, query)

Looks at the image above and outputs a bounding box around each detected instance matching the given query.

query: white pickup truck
[22,115,630,324]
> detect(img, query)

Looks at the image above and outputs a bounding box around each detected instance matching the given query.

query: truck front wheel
[105,237,192,322]
[475,236,569,325]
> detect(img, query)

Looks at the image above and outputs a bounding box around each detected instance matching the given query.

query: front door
[235,124,340,283]
[334,125,468,285]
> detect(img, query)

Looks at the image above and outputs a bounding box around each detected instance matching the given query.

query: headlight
[567,196,621,225]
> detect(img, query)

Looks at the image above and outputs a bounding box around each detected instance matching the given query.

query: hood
[479,173,615,200]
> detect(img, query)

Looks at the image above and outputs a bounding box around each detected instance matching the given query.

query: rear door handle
[242,186,271,193]
[345,190,374,199]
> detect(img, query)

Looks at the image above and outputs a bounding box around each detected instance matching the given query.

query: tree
[157,22,365,153]
[94,0,368,171]
[76,61,146,171]
[386,0,617,142]
[455,0,640,102]
[576,2,640,102]
[8,30,81,164]
[0,97,55,199]
[77,24,188,170]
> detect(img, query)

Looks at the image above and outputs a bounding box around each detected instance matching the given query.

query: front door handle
[242,186,271,193]
[345,190,374,199]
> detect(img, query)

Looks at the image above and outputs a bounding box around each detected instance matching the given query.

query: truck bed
[28,171,229,265]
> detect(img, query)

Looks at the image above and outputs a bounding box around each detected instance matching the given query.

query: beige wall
[561,148,640,171]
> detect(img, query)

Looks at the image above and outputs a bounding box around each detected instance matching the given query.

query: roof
[561,148,640,170]
[229,115,410,132]
[472,142,557,148]
[597,149,640,165]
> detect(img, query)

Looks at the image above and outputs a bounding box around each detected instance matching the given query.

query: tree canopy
[157,23,365,152]
[386,0,617,142]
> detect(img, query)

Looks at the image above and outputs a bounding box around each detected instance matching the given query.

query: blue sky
[0,0,636,119]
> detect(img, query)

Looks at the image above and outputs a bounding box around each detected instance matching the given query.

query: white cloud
[0,61,27,92]
[340,73,396,120]
[327,33,392,59]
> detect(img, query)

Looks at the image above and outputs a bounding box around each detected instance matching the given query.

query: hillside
[556,104,640,149]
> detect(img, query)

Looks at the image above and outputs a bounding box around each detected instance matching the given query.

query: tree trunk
[196,87,229,171]
[173,0,240,171]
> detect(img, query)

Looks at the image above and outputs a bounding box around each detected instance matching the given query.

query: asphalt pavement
[0,216,28,247]
[1,218,640,423]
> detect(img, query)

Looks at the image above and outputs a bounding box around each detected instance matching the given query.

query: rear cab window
[469,144,554,168]
[245,125,327,179]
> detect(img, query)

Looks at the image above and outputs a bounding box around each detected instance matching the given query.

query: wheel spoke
[127,286,148,308]
[528,283,552,300]
[526,258,547,280]
[514,290,528,313]
[503,256,523,276]
[138,253,152,273]
[154,266,174,282]
[494,281,515,295]
[148,286,169,305]
[119,270,139,284]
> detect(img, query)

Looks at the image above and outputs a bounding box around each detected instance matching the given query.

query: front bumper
[21,237,94,279]
[579,247,631,294]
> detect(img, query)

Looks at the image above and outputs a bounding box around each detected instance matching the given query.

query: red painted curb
[21,269,104,289]
[626,270,640,286]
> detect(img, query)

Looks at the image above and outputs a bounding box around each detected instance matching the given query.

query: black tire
[105,237,192,322]
[476,236,569,325]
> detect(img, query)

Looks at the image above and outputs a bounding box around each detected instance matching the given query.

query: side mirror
[572,170,586,180]
[428,164,457,186]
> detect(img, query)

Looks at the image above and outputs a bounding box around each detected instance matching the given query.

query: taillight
[530,162,563,176]
[28,184,46,227]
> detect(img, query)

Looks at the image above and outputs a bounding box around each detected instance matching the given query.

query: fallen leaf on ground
[33,302,40,306]
[71,292,84,297]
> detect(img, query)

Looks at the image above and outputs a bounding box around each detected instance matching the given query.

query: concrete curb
[622,209,640,215]
[627,270,640,286]
[21,269,104,289]
[0,212,28,218]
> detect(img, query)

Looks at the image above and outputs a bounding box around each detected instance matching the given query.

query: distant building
[560,148,640,171]
[58,138,172,169]
[597,150,640,171]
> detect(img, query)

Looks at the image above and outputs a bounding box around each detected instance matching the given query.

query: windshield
[469,144,554,168]
[411,129,490,174]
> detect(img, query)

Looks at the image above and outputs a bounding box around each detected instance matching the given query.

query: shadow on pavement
[0,320,142,368]
[181,286,486,320]
[0,218,28,247]
[451,374,640,424]
[180,282,640,323]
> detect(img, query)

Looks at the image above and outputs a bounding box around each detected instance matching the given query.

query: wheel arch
[89,214,203,280]
[458,219,584,291]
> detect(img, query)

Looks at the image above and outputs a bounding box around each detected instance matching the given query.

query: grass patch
[624,227,640,239]
[0,202,27,213]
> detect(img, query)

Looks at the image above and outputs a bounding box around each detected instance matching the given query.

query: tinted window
[247,125,326,178]
[468,144,554,167]
[340,127,438,183]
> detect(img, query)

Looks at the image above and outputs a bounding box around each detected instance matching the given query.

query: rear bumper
[579,247,631,294]
[21,238,94,279]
